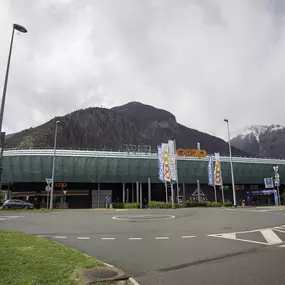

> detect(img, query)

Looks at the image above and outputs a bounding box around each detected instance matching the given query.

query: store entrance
[247,189,278,206]
[250,194,274,206]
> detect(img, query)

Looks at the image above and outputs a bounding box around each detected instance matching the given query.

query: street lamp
[0,24,27,187]
[50,120,60,210]
[224,119,237,207]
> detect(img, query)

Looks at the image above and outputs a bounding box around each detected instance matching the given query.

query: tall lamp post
[0,24,27,188]
[50,121,60,210]
[224,119,237,207]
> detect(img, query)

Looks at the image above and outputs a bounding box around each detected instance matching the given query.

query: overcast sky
[1,0,285,140]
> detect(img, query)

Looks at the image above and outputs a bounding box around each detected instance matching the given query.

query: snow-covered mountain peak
[239,125,268,142]
[236,124,285,143]
[267,124,285,132]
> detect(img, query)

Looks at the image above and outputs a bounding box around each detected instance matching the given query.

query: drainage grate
[78,267,129,283]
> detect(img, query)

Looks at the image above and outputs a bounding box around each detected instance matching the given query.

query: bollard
[242,200,245,207]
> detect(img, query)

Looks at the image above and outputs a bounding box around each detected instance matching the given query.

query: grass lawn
[0,231,103,285]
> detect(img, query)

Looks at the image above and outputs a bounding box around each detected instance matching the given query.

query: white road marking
[208,233,269,245]
[129,277,141,285]
[103,262,114,268]
[129,238,142,240]
[77,237,90,240]
[182,236,196,239]
[112,215,175,221]
[209,226,284,246]
[101,238,115,240]
[54,236,66,239]
[279,245,285,248]
[155,237,169,240]
[0,216,23,221]
[37,235,47,238]
[272,227,285,234]
[276,213,281,215]
[260,229,282,245]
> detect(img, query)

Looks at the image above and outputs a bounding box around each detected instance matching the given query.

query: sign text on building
[176,148,207,159]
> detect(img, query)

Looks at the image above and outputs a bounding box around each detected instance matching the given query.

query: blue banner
[157,145,165,182]
[208,155,214,186]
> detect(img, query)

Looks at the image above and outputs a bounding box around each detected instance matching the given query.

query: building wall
[3,150,285,185]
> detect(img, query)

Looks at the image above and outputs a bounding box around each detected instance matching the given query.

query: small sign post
[105,196,111,208]
[45,185,51,209]
[63,190,67,208]
[45,179,52,209]
[273,166,281,205]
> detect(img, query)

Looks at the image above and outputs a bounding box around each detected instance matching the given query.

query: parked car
[2,199,34,210]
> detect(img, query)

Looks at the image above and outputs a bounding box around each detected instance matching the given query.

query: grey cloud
[1,0,285,140]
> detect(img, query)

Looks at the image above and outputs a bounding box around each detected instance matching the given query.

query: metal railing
[3,148,285,165]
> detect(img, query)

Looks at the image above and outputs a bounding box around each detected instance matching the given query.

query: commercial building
[2,149,284,208]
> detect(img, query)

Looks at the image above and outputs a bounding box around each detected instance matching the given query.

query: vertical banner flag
[214,153,222,186]
[208,155,214,186]
[162,143,171,182]
[157,145,165,182]
[168,140,177,182]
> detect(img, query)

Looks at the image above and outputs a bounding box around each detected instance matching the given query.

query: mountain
[231,124,285,158]
[5,102,246,156]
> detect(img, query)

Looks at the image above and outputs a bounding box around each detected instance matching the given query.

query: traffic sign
[45,186,51,192]
[105,196,111,203]
[264,178,274,188]
[45,178,52,186]
[274,179,280,187]
[273,166,279,172]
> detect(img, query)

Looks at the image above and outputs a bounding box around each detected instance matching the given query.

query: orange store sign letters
[176,148,207,159]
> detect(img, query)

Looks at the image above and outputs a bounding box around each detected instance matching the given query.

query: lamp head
[13,24,27,33]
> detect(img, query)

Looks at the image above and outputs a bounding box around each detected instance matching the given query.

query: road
[1,207,285,285]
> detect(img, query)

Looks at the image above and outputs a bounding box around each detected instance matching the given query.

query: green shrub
[185,200,198,207]
[205,201,212,207]
[148,201,173,208]
[211,202,222,207]
[223,201,233,207]
[123,203,140,209]
[112,203,123,209]
[198,200,207,207]
[185,200,223,207]
[112,202,140,209]
[174,203,180,209]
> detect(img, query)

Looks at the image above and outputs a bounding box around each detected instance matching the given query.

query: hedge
[185,200,232,207]
[148,201,180,209]
[112,202,140,209]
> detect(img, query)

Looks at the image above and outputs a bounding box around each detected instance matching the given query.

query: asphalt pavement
[1,207,285,285]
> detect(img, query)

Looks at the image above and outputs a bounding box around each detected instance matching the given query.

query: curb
[103,262,140,285]
[82,256,140,285]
